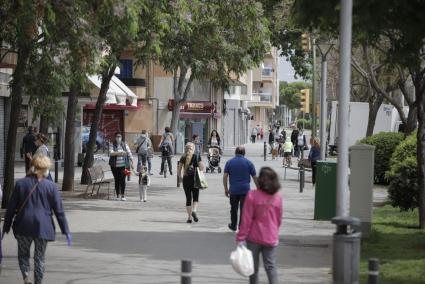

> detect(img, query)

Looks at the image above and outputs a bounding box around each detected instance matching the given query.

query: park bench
[85,164,113,199]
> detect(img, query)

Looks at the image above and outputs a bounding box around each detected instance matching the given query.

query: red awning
[83,103,141,110]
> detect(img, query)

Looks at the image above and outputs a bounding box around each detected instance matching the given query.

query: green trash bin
[314,160,337,220]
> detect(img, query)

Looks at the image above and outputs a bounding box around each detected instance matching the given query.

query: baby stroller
[206,146,222,173]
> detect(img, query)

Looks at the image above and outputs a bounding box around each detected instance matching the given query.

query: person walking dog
[236,167,282,284]
[3,155,71,284]
[223,146,259,231]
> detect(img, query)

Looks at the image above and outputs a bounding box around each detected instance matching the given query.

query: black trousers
[312,160,317,185]
[24,157,31,173]
[111,166,126,196]
[183,176,199,206]
[251,135,256,143]
[229,194,246,228]
[160,156,172,173]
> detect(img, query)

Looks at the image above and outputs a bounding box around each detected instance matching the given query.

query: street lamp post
[317,42,333,161]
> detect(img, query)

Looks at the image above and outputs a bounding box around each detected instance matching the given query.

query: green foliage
[158,0,271,91]
[360,206,425,283]
[359,132,404,184]
[279,81,310,109]
[386,132,418,211]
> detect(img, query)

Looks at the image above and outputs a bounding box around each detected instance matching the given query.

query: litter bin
[314,160,337,220]
[332,216,361,284]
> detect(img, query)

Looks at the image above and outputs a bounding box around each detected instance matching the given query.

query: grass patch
[360,205,425,283]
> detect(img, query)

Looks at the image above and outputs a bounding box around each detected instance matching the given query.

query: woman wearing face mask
[3,155,71,284]
[109,132,134,201]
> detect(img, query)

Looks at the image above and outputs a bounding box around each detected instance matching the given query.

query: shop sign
[168,99,214,113]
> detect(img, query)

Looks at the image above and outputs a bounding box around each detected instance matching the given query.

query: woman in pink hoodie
[236,167,282,284]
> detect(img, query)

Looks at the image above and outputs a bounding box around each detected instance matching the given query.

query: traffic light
[301,33,310,51]
[300,89,310,113]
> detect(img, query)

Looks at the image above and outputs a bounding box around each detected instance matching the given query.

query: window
[119,59,133,79]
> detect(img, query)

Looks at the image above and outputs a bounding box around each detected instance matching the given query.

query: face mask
[116,137,122,144]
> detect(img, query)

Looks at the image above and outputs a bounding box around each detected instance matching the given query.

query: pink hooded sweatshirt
[236,189,283,247]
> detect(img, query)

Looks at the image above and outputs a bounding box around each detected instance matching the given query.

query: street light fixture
[316,41,334,160]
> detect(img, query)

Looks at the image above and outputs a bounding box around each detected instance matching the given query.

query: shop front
[168,100,215,154]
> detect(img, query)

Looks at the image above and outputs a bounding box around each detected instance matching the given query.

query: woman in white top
[208,130,221,148]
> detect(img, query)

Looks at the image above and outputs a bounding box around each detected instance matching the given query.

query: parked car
[82,126,106,153]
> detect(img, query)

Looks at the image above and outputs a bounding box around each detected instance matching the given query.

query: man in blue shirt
[223,146,259,231]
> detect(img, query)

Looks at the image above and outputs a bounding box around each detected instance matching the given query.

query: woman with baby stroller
[206,130,222,173]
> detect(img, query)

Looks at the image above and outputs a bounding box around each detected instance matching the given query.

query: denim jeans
[247,241,279,284]
[137,153,152,172]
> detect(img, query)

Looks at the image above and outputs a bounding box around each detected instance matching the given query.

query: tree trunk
[39,115,49,134]
[62,83,79,191]
[1,47,30,208]
[170,99,182,134]
[405,106,417,136]
[81,65,116,184]
[366,94,384,137]
[416,82,425,229]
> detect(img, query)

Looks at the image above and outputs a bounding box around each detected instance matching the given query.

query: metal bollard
[332,216,362,284]
[54,159,59,183]
[181,259,192,284]
[177,161,180,187]
[299,165,304,193]
[368,258,379,284]
[264,141,267,161]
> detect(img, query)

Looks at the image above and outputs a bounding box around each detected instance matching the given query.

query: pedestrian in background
[259,127,264,141]
[135,130,153,175]
[268,129,275,154]
[27,134,52,181]
[236,167,282,284]
[159,127,174,176]
[109,132,133,201]
[295,128,307,159]
[290,126,299,156]
[223,146,259,231]
[177,142,205,223]
[192,134,202,157]
[250,127,257,143]
[21,126,37,173]
[208,130,221,148]
[308,138,321,185]
[3,155,71,284]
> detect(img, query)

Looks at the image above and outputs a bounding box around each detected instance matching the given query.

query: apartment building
[222,47,279,150]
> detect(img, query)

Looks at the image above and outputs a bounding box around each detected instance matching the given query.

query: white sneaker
[143,198,147,202]
[140,199,143,202]
[121,196,127,201]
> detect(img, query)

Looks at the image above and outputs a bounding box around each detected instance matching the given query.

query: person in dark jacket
[308,138,321,185]
[3,155,71,284]
[21,126,37,173]
[268,129,275,154]
[109,132,134,201]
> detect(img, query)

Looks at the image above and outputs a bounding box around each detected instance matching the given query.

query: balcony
[0,47,17,68]
[261,67,273,81]
[248,92,274,107]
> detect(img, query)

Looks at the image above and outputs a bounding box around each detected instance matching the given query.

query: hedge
[359,132,404,184]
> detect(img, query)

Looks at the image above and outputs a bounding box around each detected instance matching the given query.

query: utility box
[314,160,337,220]
[350,144,375,238]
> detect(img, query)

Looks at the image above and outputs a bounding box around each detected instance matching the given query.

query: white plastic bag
[230,244,254,277]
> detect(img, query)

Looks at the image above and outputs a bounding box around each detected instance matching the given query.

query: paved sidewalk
[2,143,334,284]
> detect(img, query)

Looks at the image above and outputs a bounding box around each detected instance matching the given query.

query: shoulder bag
[194,155,208,189]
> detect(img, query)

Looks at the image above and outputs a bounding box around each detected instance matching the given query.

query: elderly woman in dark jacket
[3,155,71,284]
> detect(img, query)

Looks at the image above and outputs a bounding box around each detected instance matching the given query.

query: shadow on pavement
[71,230,330,269]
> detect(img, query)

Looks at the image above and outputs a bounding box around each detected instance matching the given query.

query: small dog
[134,166,150,202]
[271,142,279,160]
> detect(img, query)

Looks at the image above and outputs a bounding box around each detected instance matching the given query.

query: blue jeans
[137,153,152,173]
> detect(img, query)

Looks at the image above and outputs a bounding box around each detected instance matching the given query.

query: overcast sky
[278,55,303,83]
